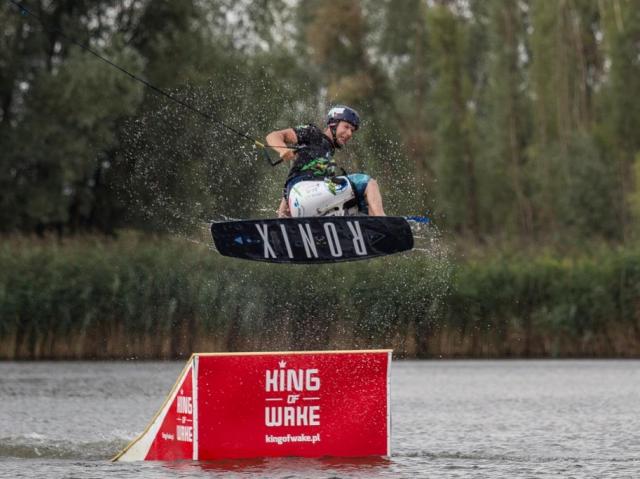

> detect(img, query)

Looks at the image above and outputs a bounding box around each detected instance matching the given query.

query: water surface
[0,360,638,478]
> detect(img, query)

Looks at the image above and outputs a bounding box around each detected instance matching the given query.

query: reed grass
[1,233,639,359]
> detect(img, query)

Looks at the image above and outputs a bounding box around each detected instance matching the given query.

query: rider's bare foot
[365,179,386,216]
[277,198,291,218]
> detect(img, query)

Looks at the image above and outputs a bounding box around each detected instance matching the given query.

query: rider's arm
[265,128,298,162]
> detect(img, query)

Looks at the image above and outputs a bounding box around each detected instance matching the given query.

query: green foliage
[477,0,531,237]
[0,234,452,358]
[630,154,640,235]
[427,6,479,235]
[0,42,144,232]
[444,245,640,357]
[3,1,640,247]
[559,132,619,238]
[2,235,640,359]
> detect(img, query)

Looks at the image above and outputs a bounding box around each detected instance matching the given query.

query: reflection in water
[162,455,391,476]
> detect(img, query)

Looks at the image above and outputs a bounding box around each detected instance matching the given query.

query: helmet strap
[329,123,342,149]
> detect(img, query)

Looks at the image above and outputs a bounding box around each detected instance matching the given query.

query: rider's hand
[280,148,296,162]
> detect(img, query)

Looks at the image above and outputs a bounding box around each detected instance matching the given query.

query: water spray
[8,0,434,225]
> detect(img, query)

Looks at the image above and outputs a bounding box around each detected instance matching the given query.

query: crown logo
[279,360,287,368]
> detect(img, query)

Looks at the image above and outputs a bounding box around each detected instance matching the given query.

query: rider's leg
[364,179,386,216]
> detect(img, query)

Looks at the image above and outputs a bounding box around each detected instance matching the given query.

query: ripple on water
[0,360,639,479]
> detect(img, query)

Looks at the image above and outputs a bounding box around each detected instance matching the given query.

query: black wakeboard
[210,216,414,264]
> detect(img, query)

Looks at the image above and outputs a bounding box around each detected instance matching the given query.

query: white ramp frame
[192,355,199,460]
[386,350,392,456]
[112,355,196,462]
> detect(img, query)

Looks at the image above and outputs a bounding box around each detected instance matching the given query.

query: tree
[598,0,640,240]
[427,4,480,238]
[0,0,147,233]
[376,0,435,213]
[529,0,604,237]
[480,0,534,238]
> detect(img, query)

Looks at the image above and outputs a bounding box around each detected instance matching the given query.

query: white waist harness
[288,178,359,217]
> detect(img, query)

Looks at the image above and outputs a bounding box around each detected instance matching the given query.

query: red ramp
[114,350,392,461]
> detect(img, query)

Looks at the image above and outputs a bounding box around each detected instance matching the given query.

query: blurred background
[2,0,640,359]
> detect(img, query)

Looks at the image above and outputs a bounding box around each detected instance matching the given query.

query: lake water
[0,360,638,478]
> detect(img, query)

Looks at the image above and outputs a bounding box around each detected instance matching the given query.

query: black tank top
[285,124,337,186]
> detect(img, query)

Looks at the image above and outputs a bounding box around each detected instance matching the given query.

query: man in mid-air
[265,105,386,217]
